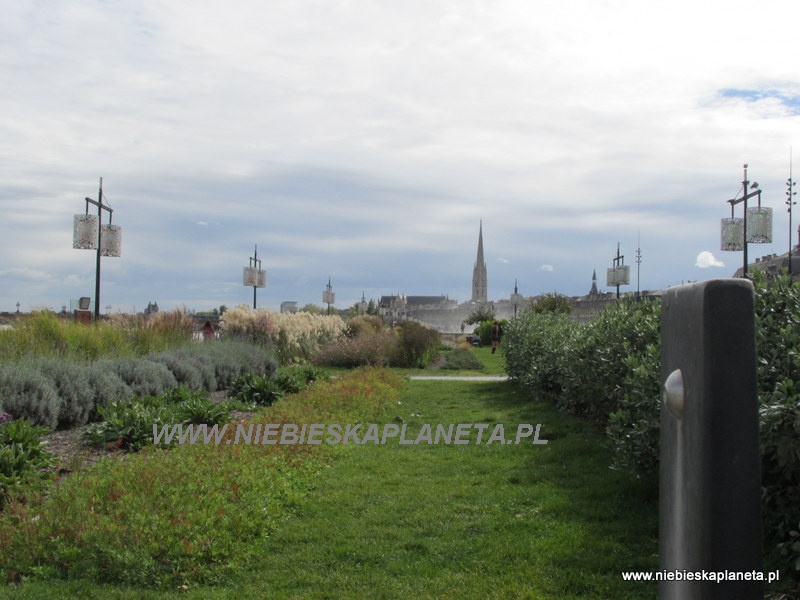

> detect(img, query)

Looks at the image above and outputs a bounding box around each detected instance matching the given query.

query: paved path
[408,375,509,381]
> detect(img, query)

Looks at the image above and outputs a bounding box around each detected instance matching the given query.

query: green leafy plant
[84,396,173,452]
[228,374,283,406]
[0,419,55,504]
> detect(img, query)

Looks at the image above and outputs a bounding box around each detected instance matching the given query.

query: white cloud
[695,251,726,268]
[0,1,793,311]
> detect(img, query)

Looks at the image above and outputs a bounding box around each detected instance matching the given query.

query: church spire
[472,221,488,303]
[589,268,599,296]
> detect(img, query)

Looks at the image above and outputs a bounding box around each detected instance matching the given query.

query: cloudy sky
[2,0,799,314]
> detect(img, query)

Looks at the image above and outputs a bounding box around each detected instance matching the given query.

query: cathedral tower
[471,221,488,303]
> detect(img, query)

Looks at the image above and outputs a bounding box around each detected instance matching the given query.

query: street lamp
[510,279,523,316]
[73,177,121,320]
[606,242,630,299]
[243,244,266,309]
[720,164,772,277]
[322,277,335,315]
[787,158,796,275]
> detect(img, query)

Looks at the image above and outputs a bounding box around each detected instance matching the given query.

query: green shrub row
[503,271,800,583]
[0,340,277,431]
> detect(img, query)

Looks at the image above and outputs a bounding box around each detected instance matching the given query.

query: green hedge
[503,272,800,584]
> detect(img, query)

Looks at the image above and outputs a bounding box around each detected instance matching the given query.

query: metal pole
[788,150,795,276]
[742,165,749,278]
[253,245,258,309]
[94,177,103,321]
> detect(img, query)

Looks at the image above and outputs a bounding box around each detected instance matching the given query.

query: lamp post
[322,277,335,315]
[720,164,772,278]
[606,243,630,299]
[73,178,121,321]
[510,279,523,317]
[787,156,796,275]
[242,245,266,309]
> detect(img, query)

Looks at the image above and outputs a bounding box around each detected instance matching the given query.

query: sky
[2,0,799,314]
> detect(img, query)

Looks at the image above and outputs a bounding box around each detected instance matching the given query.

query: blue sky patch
[718,88,800,114]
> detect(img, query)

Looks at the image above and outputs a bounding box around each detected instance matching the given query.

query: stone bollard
[660,279,762,599]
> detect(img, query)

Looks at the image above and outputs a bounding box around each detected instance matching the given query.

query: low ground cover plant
[0,368,403,588]
[438,347,484,371]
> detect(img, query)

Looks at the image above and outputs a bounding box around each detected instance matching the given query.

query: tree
[465,306,495,325]
[300,303,325,315]
[531,292,572,315]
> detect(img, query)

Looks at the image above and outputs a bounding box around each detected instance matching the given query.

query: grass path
[245,379,658,599]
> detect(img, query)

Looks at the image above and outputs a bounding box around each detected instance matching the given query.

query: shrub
[84,362,134,417]
[752,271,800,580]
[346,315,384,338]
[313,329,398,367]
[606,342,661,474]
[101,358,179,398]
[35,358,96,429]
[203,340,278,389]
[273,365,329,394]
[393,322,440,368]
[503,312,580,396]
[560,299,661,427]
[148,352,205,391]
[0,364,62,430]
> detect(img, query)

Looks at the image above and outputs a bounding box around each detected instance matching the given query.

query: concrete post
[660,279,762,599]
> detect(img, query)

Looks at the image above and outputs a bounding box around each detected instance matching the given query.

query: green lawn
[2,378,657,599]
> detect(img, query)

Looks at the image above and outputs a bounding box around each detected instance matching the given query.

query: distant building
[732,247,800,280]
[144,301,159,315]
[280,301,299,313]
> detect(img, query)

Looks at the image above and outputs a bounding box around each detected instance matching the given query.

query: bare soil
[40,391,255,474]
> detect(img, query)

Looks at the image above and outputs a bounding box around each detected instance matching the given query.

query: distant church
[382,221,634,331]
[471,221,488,303]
